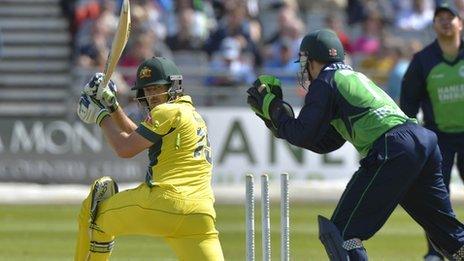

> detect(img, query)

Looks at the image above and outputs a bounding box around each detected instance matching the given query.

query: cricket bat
[96,0,131,100]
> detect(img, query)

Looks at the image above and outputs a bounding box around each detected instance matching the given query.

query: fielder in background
[75,57,224,260]
[401,2,464,259]
[246,29,464,260]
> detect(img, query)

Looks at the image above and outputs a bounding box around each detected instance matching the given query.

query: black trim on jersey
[136,125,176,167]
[136,124,163,143]
[136,125,176,143]
[148,139,163,167]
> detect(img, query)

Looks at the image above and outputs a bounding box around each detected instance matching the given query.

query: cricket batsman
[74,57,224,260]
[246,29,464,260]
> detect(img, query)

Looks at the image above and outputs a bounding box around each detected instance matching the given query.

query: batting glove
[83,72,119,113]
[77,92,110,126]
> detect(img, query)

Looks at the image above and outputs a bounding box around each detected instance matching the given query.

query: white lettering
[73,123,102,153]
[10,121,38,153]
[45,121,73,154]
[437,84,464,103]
[9,121,102,154]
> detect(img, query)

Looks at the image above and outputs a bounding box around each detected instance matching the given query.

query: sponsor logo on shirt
[437,84,464,103]
[459,65,464,78]
[430,73,444,79]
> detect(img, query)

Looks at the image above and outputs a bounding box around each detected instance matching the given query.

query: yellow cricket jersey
[135,96,215,212]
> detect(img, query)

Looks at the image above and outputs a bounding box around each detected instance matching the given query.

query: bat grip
[96,78,109,100]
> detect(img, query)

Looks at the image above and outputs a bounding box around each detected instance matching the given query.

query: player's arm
[77,91,154,158]
[99,116,153,158]
[400,55,425,117]
[274,80,336,150]
[302,125,346,154]
[100,105,177,158]
[109,106,138,133]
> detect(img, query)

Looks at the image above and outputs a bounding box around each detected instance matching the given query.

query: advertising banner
[0,108,359,184]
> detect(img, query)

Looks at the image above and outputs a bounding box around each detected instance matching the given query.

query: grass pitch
[1,203,463,260]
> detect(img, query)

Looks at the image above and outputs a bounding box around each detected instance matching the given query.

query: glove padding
[247,75,295,136]
[77,93,110,126]
[247,75,283,120]
[83,72,119,113]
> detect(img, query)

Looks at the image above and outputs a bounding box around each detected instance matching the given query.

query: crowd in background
[62,0,463,104]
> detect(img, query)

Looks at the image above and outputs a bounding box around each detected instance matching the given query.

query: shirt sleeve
[135,104,179,143]
[275,79,337,151]
[302,125,346,154]
[400,55,425,117]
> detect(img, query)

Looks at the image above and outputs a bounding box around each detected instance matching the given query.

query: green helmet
[296,29,344,89]
[298,29,344,63]
[132,57,183,107]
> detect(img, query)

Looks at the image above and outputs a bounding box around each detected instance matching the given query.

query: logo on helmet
[328,48,338,57]
[139,66,151,79]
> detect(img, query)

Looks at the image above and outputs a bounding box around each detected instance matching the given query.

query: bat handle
[96,79,109,100]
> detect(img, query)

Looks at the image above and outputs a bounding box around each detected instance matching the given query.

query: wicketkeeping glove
[247,75,283,120]
[83,72,119,113]
[246,75,295,134]
[77,92,110,126]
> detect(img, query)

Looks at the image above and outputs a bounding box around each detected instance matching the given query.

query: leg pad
[318,215,350,261]
[89,176,119,224]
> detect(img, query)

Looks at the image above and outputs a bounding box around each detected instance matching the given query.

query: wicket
[245,173,290,261]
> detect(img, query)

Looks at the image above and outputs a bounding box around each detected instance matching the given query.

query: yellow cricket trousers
[75,183,224,261]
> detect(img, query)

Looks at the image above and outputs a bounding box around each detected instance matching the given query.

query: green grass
[1,203,463,260]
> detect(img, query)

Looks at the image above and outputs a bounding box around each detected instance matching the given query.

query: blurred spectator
[166,8,205,51]
[350,0,396,24]
[76,17,111,68]
[262,3,303,81]
[263,39,299,72]
[395,0,434,31]
[203,2,261,66]
[60,0,78,47]
[74,0,101,29]
[136,0,168,41]
[119,32,172,84]
[358,39,396,87]
[346,0,367,24]
[262,16,302,85]
[263,39,299,85]
[205,37,255,87]
[325,12,353,53]
[74,0,117,58]
[351,10,384,55]
[386,43,412,103]
[264,4,302,45]
[457,0,464,17]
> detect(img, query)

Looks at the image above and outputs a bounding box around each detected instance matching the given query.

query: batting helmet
[131,57,183,107]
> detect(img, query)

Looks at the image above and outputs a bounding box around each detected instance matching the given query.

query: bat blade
[97,0,131,100]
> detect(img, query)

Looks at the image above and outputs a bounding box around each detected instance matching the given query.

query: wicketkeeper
[246,29,464,260]
[74,57,224,260]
